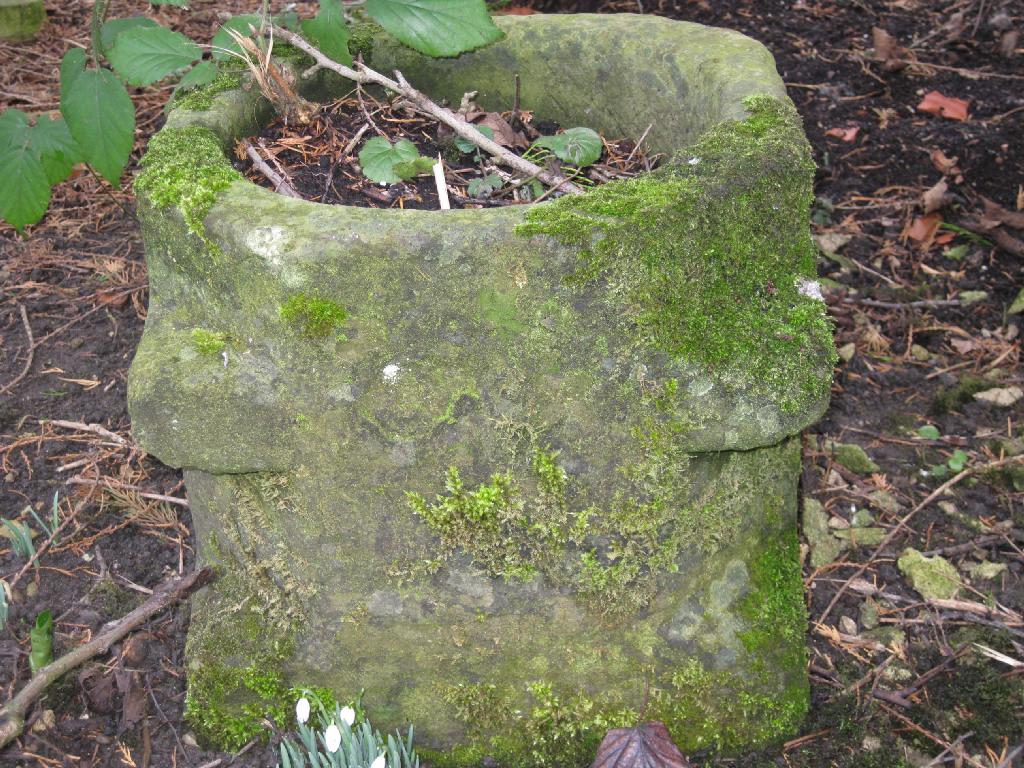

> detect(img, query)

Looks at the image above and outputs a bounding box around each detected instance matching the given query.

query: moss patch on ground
[518,95,835,413]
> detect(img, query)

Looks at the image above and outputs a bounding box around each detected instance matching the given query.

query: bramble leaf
[533,127,602,166]
[59,47,87,97]
[107,25,202,86]
[0,109,51,231]
[358,136,420,184]
[365,0,503,57]
[99,16,159,56]
[301,0,352,67]
[175,60,218,93]
[212,12,300,60]
[62,69,135,185]
[30,115,80,185]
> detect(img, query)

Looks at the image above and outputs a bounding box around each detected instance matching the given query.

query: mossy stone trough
[0,0,45,41]
[128,14,835,763]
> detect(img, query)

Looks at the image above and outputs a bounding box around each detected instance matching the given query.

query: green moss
[518,96,835,413]
[280,293,348,338]
[434,681,635,768]
[171,71,243,113]
[930,375,991,415]
[409,437,800,619]
[347,20,384,63]
[191,328,228,355]
[135,126,241,240]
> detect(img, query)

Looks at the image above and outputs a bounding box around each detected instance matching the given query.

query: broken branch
[269,24,584,195]
[0,567,216,749]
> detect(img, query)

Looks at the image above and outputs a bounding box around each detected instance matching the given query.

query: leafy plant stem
[268,23,585,195]
[90,0,111,67]
[84,163,134,219]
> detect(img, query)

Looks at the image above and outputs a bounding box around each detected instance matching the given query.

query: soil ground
[1,0,1022,767]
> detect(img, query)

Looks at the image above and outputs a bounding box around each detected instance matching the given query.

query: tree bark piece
[0,567,216,750]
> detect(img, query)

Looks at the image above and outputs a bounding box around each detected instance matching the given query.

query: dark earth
[1,0,1022,766]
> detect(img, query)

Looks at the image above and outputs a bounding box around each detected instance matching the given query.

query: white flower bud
[371,755,386,768]
[339,706,356,726]
[295,697,310,725]
[324,723,341,753]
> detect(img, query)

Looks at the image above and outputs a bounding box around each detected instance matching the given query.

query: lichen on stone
[135,126,241,240]
[517,95,836,414]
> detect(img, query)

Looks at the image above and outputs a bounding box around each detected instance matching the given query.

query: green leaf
[532,127,602,166]
[364,0,503,57]
[59,48,87,98]
[393,156,435,179]
[454,125,493,154]
[212,15,263,61]
[29,610,53,675]
[0,110,51,231]
[62,69,135,185]
[358,136,420,184]
[107,25,201,86]
[175,60,218,93]
[467,173,502,198]
[30,116,81,185]
[1009,285,1024,315]
[99,16,159,56]
[916,425,941,440]
[1,518,35,560]
[301,0,352,67]
[947,449,968,472]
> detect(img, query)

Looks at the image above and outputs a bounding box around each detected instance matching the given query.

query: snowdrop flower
[295,697,310,725]
[687,156,701,165]
[339,706,356,727]
[324,723,342,753]
[371,755,386,768]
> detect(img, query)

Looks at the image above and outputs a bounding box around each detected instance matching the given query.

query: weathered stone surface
[128,14,833,763]
[0,0,44,41]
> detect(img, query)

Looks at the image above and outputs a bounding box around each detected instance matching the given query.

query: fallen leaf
[476,112,528,149]
[922,178,949,214]
[79,667,117,714]
[815,232,853,255]
[903,213,942,249]
[929,148,962,180]
[590,722,693,768]
[917,91,970,121]
[115,668,147,732]
[1000,29,1019,59]
[825,126,859,142]
[974,386,1023,407]
[949,337,977,354]
[872,27,908,71]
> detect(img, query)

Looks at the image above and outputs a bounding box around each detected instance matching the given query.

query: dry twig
[0,568,216,749]
[268,24,584,195]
